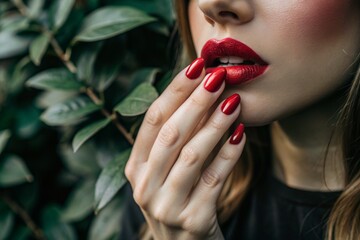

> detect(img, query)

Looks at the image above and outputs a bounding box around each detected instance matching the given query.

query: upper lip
[200,38,267,68]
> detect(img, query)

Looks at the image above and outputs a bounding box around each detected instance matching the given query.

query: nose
[198,0,254,26]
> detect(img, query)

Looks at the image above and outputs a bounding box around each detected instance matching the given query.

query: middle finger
[146,68,227,186]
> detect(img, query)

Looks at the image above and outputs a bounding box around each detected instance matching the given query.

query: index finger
[129,58,206,164]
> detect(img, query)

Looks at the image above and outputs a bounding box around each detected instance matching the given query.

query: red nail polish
[221,94,241,115]
[229,123,245,144]
[186,58,205,79]
[204,68,226,92]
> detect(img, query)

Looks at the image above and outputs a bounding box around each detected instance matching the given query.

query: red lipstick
[201,38,268,85]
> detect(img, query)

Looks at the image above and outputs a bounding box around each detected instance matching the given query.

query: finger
[128,58,205,166]
[163,94,241,204]
[187,124,246,207]
[145,68,227,186]
[188,104,216,140]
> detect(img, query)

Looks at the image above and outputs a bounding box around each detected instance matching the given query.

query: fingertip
[229,123,245,145]
[221,93,241,115]
[186,58,205,79]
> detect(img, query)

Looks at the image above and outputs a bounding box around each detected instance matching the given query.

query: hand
[125,58,246,240]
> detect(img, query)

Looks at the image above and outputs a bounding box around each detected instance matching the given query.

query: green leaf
[9,57,37,94]
[41,96,101,126]
[0,130,11,155]
[0,211,14,240]
[36,90,78,108]
[0,15,29,33]
[42,205,76,240]
[0,155,33,187]
[72,118,111,152]
[27,0,45,19]
[0,32,32,59]
[91,57,121,91]
[117,0,175,27]
[29,33,50,65]
[89,196,124,240]
[60,143,101,176]
[114,82,158,116]
[61,179,96,222]
[94,149,131,212]
[76,42,103,81]
[50,0,76,31]
[15,104,41,138]
[27,68,84,91]
[129,68,160,90]
[74,6,156,42]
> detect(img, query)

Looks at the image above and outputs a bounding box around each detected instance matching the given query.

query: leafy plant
[0,0,175,239]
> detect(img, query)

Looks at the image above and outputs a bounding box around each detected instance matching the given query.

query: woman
[120,0,360,239]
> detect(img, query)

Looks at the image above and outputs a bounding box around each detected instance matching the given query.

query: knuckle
[201,168,221,188]
[188,96,207,109]
[208,116,224,130]
[158,123,180,147]
[182,216,203,236]
[153,206,168,223]
[218,149,236,161]
[133,183,150,209]
[145,104,163,127]
[169,82,187,95]
[179,146,199,167]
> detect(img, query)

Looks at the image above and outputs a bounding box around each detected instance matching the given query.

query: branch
[12,0,27,16]
[86,88,135,145]
[1,193,46,240]
[48,36,135,145]
[12,0,135,145]
[47,32,77,73]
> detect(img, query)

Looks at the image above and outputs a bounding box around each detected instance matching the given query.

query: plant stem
[48,37,134,145]
[12,0,27,15]
[1,193,46,240]
[86,88,135,145]
[12,0,135,145]
[47,32,77,73]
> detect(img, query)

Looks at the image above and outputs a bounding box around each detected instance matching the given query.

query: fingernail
[221,94,241,115]
[204,68,226,92]
[186,58,205,79]
[229,123,245,144]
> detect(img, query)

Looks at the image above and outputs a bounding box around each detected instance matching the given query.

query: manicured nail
[229,123,245,144]
[204,68,226,92]
[221,94,241,115]
[186,58,205,79]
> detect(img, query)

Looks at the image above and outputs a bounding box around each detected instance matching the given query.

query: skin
[125,0,360,239]
[189,0,360,190]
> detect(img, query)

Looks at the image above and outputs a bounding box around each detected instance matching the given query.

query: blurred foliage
[0,0,175,239]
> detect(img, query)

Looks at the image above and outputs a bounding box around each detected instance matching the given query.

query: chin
[238,100,300,127]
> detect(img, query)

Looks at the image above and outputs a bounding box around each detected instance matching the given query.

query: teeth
[219,57,229,64]
[219,56,245,64]
[229,56,245,64]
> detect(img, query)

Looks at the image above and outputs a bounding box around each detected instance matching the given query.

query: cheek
[299,1,353,38]
[271,0,355,42]
[188,1,209,55]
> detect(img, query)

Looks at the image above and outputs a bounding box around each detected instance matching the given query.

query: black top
[118,173,341,240]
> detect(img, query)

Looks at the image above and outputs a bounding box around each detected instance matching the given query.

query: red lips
[201,38,268,85]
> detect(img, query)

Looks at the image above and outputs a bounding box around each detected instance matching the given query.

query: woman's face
[188,0,360,126]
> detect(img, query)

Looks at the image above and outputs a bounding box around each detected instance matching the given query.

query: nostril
[219,11,238,20]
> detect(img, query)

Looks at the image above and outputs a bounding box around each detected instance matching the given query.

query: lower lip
[206,65,268,85]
